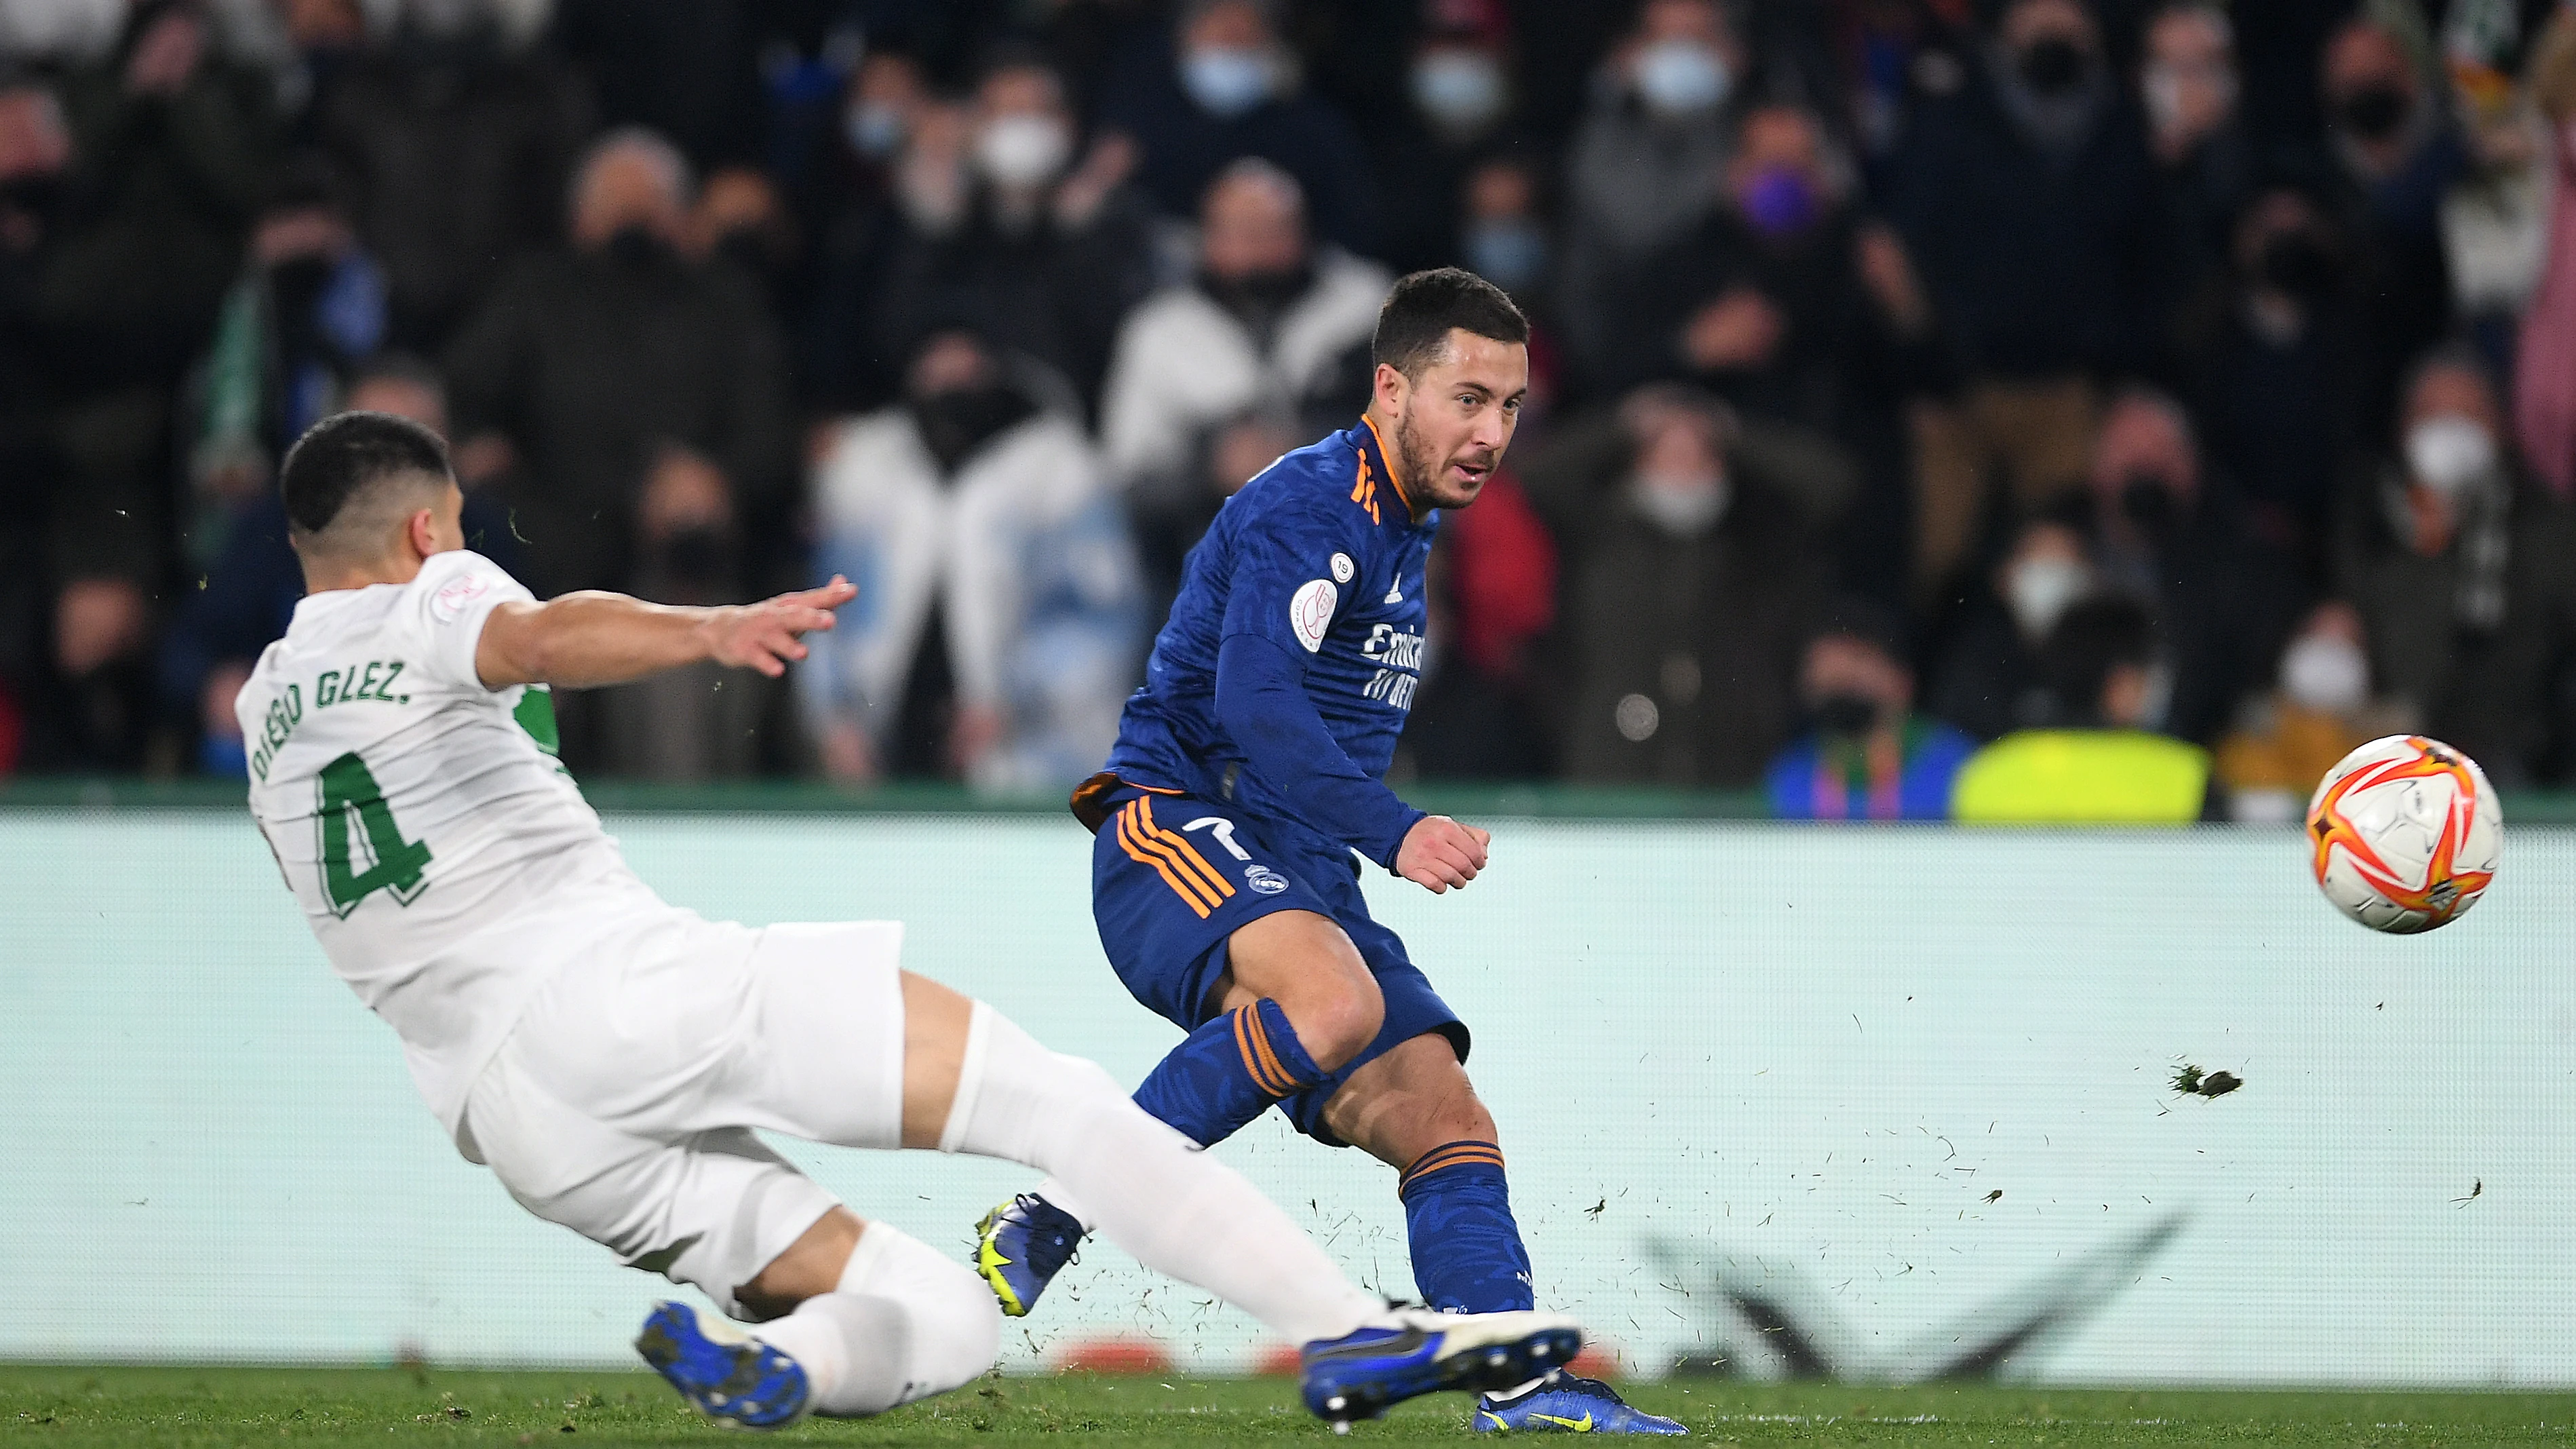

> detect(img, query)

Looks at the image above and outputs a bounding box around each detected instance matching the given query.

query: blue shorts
[1087,784,1468,1144]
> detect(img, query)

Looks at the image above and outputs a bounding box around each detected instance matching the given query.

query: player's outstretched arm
[474,576,857,690]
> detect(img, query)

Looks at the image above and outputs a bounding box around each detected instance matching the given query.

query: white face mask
[1633,39,1730,117]
[844,102,905,159]
[2404,415,2498,497]
[2006,556,2089,640]
[975,113,1072,189]
[1412,50,1507,132]
[2281,634,2368,714]
[1182,46,1278,119]
[1632,473,1729,537]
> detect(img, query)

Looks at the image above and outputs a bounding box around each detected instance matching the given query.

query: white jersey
[239,549,657,1136]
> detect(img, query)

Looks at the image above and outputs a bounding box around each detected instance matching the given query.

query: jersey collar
[1354,414,1428,528]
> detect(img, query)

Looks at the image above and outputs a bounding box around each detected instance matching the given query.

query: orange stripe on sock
[1400,1142,1507,1195]
[1117,805,1213,917]
[1239,1005,1302,1095]
[1233,1008,1295,1096]
[1137,798,1234,901]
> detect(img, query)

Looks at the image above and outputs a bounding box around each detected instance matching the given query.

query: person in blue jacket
[1766,602,1977,822]
[973,269,1682,1435]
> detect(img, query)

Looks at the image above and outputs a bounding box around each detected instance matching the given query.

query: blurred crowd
[6,0,2576,817]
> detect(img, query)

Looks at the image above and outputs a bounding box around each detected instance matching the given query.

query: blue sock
[1400,1142,1535,1313]
[1130,999,1324,1148]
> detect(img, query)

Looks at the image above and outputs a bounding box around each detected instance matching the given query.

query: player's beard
[1395,405,1491,512]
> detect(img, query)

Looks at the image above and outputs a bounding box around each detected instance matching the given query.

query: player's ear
[404,505,440,562]
[1372,360,1408,414]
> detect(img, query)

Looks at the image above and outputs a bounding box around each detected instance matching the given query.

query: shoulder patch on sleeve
[429,568,493,623]
[1289,579,1338,653]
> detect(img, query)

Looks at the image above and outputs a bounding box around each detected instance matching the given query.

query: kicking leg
[1325,1032,1532,1315]
[1325,1036,1683,1437]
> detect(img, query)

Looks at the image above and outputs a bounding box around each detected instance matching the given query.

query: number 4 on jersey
[316,751,433,916]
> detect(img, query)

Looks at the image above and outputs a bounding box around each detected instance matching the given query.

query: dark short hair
[1372,267,1530,380]
[279,410,452,536]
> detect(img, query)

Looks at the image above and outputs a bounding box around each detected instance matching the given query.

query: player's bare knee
[1283,982,1383,1070]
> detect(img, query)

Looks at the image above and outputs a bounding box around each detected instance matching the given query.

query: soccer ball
[2306,735,2502,933]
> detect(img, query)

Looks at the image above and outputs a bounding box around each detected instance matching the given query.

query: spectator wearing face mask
[1558,0,1748,385]
[2084,387,2299,746]
[1766,600,1976,822]
[1612,102,1934,560]
[800,47,929,414]
[2335,345,2576,781]
[1097,159,1390,596]
[1093,0,1379,256]
[2141,3,2253,326]
[442,128,798,780]
[1927,511,2097,741]
[2318,16,2470,419]
[2184,183,2370,571]
[1373,0,1531,277]
[1521,385,1831,786]
[1951,593,2212,822]
[2214,600,2415,822]
[183,155,388,565]
[315,0,589,351]
[865,55,1155,419]
[21,0,277,773]
[804,328,1141,792]
[1890,0,2160,601]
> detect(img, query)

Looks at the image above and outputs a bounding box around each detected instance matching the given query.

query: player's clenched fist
[1396,815,1490,893]
[701,575,857,677]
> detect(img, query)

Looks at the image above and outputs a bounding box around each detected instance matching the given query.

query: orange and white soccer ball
[2307,735,2502,933]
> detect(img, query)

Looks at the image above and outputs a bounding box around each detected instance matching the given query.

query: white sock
[941,1001,1380,1346]
[756,1222,1001,1417]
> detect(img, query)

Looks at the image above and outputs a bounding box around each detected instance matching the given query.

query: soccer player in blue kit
[975,269,1683,1435]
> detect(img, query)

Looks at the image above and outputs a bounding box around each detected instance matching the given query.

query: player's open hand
[701,576,857,677]
[1397,815,1489,894]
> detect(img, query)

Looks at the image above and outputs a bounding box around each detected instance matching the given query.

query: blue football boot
[1473,1371,1688,1434]
[974,1192,1086,1317]
[633,1300,811,1429]
[1302,1309,1584,1428]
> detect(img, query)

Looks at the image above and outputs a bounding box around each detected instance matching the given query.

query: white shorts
[459,912,908,1318]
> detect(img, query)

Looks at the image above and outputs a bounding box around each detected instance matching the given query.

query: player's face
[1391,329,1527,511]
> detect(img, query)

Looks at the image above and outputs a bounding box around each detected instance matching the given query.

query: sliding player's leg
[743,946,1580,1425]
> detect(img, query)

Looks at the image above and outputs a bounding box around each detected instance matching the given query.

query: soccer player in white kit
[235,411,1580,1429]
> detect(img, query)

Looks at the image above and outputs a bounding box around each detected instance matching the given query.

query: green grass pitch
[6,1368,2575,1447]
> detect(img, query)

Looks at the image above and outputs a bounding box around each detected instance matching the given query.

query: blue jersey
[1100,418,1434,862]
